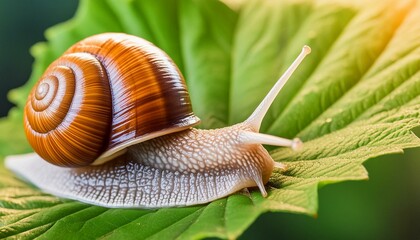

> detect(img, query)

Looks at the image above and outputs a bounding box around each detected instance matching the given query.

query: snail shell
[24,33,200,167]
[6,33,310,208]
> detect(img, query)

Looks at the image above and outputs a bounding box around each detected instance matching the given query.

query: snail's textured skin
[24,33,200,167]
[6,123,274,208]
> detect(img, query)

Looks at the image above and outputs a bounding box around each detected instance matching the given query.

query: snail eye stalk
[245,45,311,131]
[240,46,311,150]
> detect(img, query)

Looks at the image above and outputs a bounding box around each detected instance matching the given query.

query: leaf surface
[1,0,420,239]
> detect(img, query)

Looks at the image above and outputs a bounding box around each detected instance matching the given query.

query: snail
[5,33,311,208]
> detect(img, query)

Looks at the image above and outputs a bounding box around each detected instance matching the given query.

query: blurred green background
[0,1,419,239]
[0,0,79,117]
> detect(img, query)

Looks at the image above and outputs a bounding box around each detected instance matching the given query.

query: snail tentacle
[245,46,311,131]
[238,131,303,151]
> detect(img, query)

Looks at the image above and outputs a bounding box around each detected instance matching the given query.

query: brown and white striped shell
[24,33,200,167]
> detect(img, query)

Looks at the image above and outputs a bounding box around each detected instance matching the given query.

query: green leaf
[1,0,420,239]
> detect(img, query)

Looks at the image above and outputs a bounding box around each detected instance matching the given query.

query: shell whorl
[24,33,200,167]
[25,53,112,166]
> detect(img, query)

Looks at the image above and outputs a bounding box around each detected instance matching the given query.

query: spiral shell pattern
[25,53,112,166]
[24,33,200,167]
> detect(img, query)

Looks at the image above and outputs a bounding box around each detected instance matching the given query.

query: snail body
[6,33,310,208]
